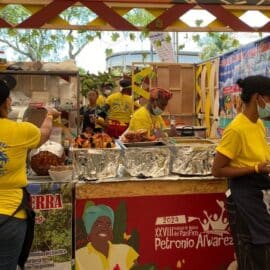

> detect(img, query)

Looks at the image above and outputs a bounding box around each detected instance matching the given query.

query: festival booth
[3,34,270,270]
[1,1,270,269]
[73,35,270,269]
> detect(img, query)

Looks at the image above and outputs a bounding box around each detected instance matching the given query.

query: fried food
[122,129,156,143]
[73,132,115,148]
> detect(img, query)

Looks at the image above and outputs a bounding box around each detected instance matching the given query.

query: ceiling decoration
[0,0,269,31]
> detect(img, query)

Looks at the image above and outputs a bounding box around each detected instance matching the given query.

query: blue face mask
[152,106,163,116]
[257,97,270,119]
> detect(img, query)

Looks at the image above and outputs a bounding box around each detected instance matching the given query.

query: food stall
[0,47,242,270]
[72,132,234,269]
[72,35,270,270]
[1,1,270,269]
[2,61,234,269]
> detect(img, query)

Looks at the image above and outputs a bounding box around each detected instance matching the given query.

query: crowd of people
[79,76,173,140]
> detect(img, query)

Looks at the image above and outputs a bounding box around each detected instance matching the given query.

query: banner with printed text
[75,192,235,270]
[219,36,270,129]
[26,181,73,270]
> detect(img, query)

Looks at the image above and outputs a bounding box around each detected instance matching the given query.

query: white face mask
[257,96,270,119]
[104,89,111,96]
[152,106,163,116]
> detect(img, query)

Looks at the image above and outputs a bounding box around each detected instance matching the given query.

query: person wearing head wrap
[212,75,270,269]
[82,204,114,235]
[102,77,134,138]
[0,75,61,270]
[76,203,139,270]
[128,87,172,138]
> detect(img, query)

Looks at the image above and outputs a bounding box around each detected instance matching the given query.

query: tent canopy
[0,0,270,31]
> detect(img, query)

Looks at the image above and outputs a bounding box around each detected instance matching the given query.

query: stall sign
[26,182,73,270]
[75,192,235,270]
[218,35,270,134]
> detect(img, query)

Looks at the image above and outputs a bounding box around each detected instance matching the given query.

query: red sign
[76,193,235,270]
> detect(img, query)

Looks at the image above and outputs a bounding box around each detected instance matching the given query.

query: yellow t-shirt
[97,95,106,107]
[129,106,165,135]
[0,119,40,218]
[106,92,133,124]
[216,113,270,168]
[76,242,139,270]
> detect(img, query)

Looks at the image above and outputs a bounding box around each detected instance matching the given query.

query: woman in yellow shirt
[0,75,60,270]
[129,87,172,137]
[212,75,270,270]
[103,78,133,138]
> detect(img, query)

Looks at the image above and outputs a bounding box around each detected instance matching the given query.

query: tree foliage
[192,32,240,60]
[0,5,100,61]
[80,71,117,97]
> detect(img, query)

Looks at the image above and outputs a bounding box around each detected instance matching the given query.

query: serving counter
[26,136,237,270]
[75,177,235,270]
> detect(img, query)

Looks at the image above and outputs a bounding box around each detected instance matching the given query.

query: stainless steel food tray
[121,141,166,148]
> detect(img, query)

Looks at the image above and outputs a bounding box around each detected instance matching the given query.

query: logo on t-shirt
[0,142,8,176]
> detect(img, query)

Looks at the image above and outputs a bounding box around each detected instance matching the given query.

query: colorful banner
[75,192,235,270]
[26,181,73,270]
[219,36,270,125]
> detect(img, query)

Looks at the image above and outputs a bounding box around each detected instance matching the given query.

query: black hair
[119,79,131,88]
[0,75,16,106]
[238,75,270,103]
[102,82,113,88]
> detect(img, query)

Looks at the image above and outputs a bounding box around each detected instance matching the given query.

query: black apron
[0,187,35,270]
[229,173,270,244]
[18,188,36,270]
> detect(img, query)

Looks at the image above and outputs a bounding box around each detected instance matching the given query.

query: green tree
[192,32,240,60]
[0,5,100,61]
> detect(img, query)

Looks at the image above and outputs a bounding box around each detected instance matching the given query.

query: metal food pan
[121,141,166,148]
[170,137,215,145]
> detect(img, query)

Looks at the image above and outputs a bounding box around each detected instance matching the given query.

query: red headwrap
[150,87,172,102]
